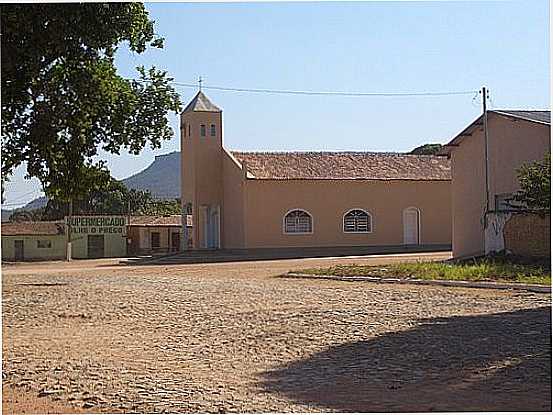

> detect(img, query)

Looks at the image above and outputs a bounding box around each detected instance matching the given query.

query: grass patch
[295,258,551,285]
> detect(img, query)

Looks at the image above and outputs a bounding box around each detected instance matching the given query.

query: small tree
[510,153,550,214]
[409,143,443,155]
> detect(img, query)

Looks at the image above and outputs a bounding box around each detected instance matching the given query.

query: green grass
[295,259,551,285]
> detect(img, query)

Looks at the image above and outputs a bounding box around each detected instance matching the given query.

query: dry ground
[2,252,551,413]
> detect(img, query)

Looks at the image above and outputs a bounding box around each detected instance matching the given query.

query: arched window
[343,209,372,233]
[200,124,206,136]
[210,124,216,136]
[283,209,313,234]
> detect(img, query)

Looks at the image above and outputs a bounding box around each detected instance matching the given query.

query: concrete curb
[283,273,551,294]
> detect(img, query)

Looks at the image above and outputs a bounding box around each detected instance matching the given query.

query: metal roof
[492,110,550,125]
[440,110,551,155]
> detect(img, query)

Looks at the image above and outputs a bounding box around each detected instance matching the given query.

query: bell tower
[180,90,223,249]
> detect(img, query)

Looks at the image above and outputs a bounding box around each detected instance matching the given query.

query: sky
[4,0,550,208]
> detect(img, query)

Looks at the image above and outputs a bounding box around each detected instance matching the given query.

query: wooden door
[403,208,420,245]
[14,240,24,261]
[87,235,105,258]
[171,232,180,252]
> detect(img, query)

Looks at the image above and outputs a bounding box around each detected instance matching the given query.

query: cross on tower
[198,76,203,91]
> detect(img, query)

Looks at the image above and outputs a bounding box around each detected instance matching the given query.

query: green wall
[2,235,66,261]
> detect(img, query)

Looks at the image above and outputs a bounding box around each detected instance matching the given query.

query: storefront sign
[65,216,126,235]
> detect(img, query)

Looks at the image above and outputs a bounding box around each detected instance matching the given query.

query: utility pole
[127,198,131,226]
[481,86,491,255]
[66,199,73,261]
[482,86,490,213]
[127,198,131,256]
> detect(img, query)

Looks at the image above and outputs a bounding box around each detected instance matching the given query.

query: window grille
[495,193,524,211]
[284,210,312,233]
[200,124,206,137]
[210,124,216,136]
[343,209,371,233]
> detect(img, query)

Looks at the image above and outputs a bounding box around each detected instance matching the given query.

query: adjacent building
[2,215,188,261]
[1,221,66,261]
[127,215,185,255]
[441,110,551,258]
[180,91,453,251]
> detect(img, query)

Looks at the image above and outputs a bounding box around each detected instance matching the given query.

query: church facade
[181,91,452,251]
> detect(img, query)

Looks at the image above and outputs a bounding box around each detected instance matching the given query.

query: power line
[2,188,43,207]
[167,81,478,97]
[130,77,478,98]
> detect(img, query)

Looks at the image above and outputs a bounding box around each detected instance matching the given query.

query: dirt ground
[2,252,551,413]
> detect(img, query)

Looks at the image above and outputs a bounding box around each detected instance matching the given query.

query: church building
[181,91,452,252]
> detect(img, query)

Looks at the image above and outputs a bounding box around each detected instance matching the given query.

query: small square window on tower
[210,124,216,137]
[200,124,206,136]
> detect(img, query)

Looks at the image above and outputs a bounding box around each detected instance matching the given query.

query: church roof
[231,151,451,181]
[182,91,221,113]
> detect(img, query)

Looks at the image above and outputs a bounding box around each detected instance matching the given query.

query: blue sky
[4,0,550,208]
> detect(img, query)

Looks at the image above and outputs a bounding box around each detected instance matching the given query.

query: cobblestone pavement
[2,256,551,413]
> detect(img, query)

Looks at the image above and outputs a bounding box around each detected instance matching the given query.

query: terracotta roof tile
[129,215,182,226]
[231,151,451,180]
[1,221,65,236]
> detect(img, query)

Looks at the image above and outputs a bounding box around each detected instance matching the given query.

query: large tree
[38,178,181,220]
[1,3,182,203]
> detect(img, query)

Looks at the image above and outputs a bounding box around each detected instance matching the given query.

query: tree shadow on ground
[261,307,551,412]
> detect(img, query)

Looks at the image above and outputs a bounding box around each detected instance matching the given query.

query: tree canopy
[1,3,182,202]
[409,143,443,156]
[11,178,181,221]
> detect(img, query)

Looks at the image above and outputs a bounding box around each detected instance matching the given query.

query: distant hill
[4,144,444,217]
[24,196,49,210]
[122,151,180,199]
[3,152,181,219]
[1,209,12,222]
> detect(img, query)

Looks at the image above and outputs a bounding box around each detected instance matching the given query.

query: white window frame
[200,124,206,137]
[210,124,216,137]
[282,209,314,235]
[343,208,373,234]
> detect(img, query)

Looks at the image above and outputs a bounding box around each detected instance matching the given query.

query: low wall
[503,213,550,258]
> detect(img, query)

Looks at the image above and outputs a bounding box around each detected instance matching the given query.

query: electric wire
[168,81,479,97]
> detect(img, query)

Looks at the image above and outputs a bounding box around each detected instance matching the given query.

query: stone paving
[2,259,551,412]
